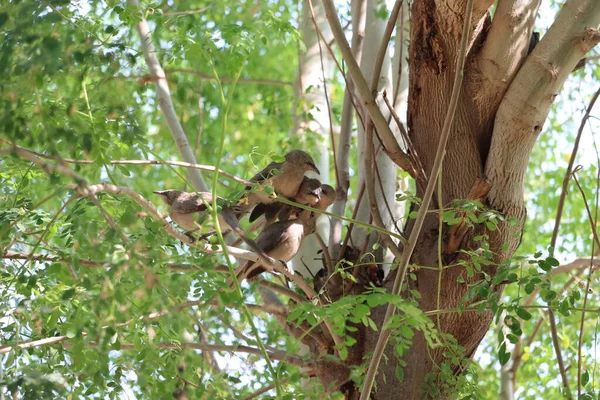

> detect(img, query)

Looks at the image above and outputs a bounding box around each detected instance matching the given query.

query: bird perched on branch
[153,190,237,234]
[235,184,336,282]
[235,209,317,281]
[238,150,320,217]
[249,177,322,227]
[154,189,270,260]
[153,189,247,240]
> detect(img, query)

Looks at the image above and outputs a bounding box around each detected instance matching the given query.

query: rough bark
[363,0,600,398]
[304,0,600,398]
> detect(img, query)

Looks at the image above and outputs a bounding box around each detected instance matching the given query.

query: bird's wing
[249,161,283,185]
[174,192,219,214]
[255,220,293,254]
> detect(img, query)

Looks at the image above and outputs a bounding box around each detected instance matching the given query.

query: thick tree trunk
[309,0,600,398]
[360,0,600,399]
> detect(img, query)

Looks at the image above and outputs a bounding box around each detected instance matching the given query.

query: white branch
[485,0,600,217]
[476,0,541,107]
[128,0,209,192]
[321,0,413,175]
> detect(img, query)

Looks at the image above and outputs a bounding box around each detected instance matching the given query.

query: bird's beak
[310,163,320,175]
[311,188,322,201]
[153,191,163,195]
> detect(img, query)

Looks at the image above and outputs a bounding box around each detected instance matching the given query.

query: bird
[249,177,322,227]
[235,209,317,281]
[235,184,336,282]
[153,189,248,241]
[238,150,320,217]
[153,190,217,233]
[154,189,271,261]
[313,184,336,213]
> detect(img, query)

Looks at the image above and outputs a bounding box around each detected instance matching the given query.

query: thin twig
[0,141,251,186]
[103,70,294,86]
[307,0,340,189]
[578,127,600,397]
[329,0,366,259]
[258,280,307,304]
[242,378,291,400]
[62,342,307,366]
[162,4,211,16]
[546,87,600,398]
[365,125,403,259]
[358,0,475,397]
[550,87,600,247]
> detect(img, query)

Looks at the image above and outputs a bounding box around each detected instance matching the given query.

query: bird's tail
[220,207,272,264]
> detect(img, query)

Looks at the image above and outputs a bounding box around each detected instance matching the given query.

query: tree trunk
[353,0,600,398]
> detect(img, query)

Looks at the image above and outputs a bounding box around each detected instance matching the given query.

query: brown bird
[249,177,322,226]
[239,150,320,216]
[154,189,270,260]
[236,209,317,281]
[153,190,246,240]
[313,184,336,212]
[154,190,220,233]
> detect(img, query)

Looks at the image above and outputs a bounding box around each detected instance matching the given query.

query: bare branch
[64,342,307,367]
[485,0,600,217]
[321,0,414,175]
[544,86,600,397]
[306,0,340,189]
[329,0,367,258]
[0,141,251,186]
[550,87,600,247]
[127,0,209,192]
[476,0,541,108]
[242,379,291,400]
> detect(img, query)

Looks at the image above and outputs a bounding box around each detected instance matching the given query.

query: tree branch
[329,0,367,259]
[476,0,540,107]
[65,342,307,367]
[0,141,251,186]
[320,0,414,175]
[127,0,209,192]
[485,0,600,216]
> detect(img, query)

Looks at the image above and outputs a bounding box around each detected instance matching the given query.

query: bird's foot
[184,232,197,244]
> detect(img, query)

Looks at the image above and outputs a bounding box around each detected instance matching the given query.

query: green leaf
[547,257,559,266]
[581,370,589,387]
[516,308,532,321]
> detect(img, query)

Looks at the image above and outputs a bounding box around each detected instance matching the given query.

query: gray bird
[239,150,320,216]
[236,209,317,281]
[249,177,322,226]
